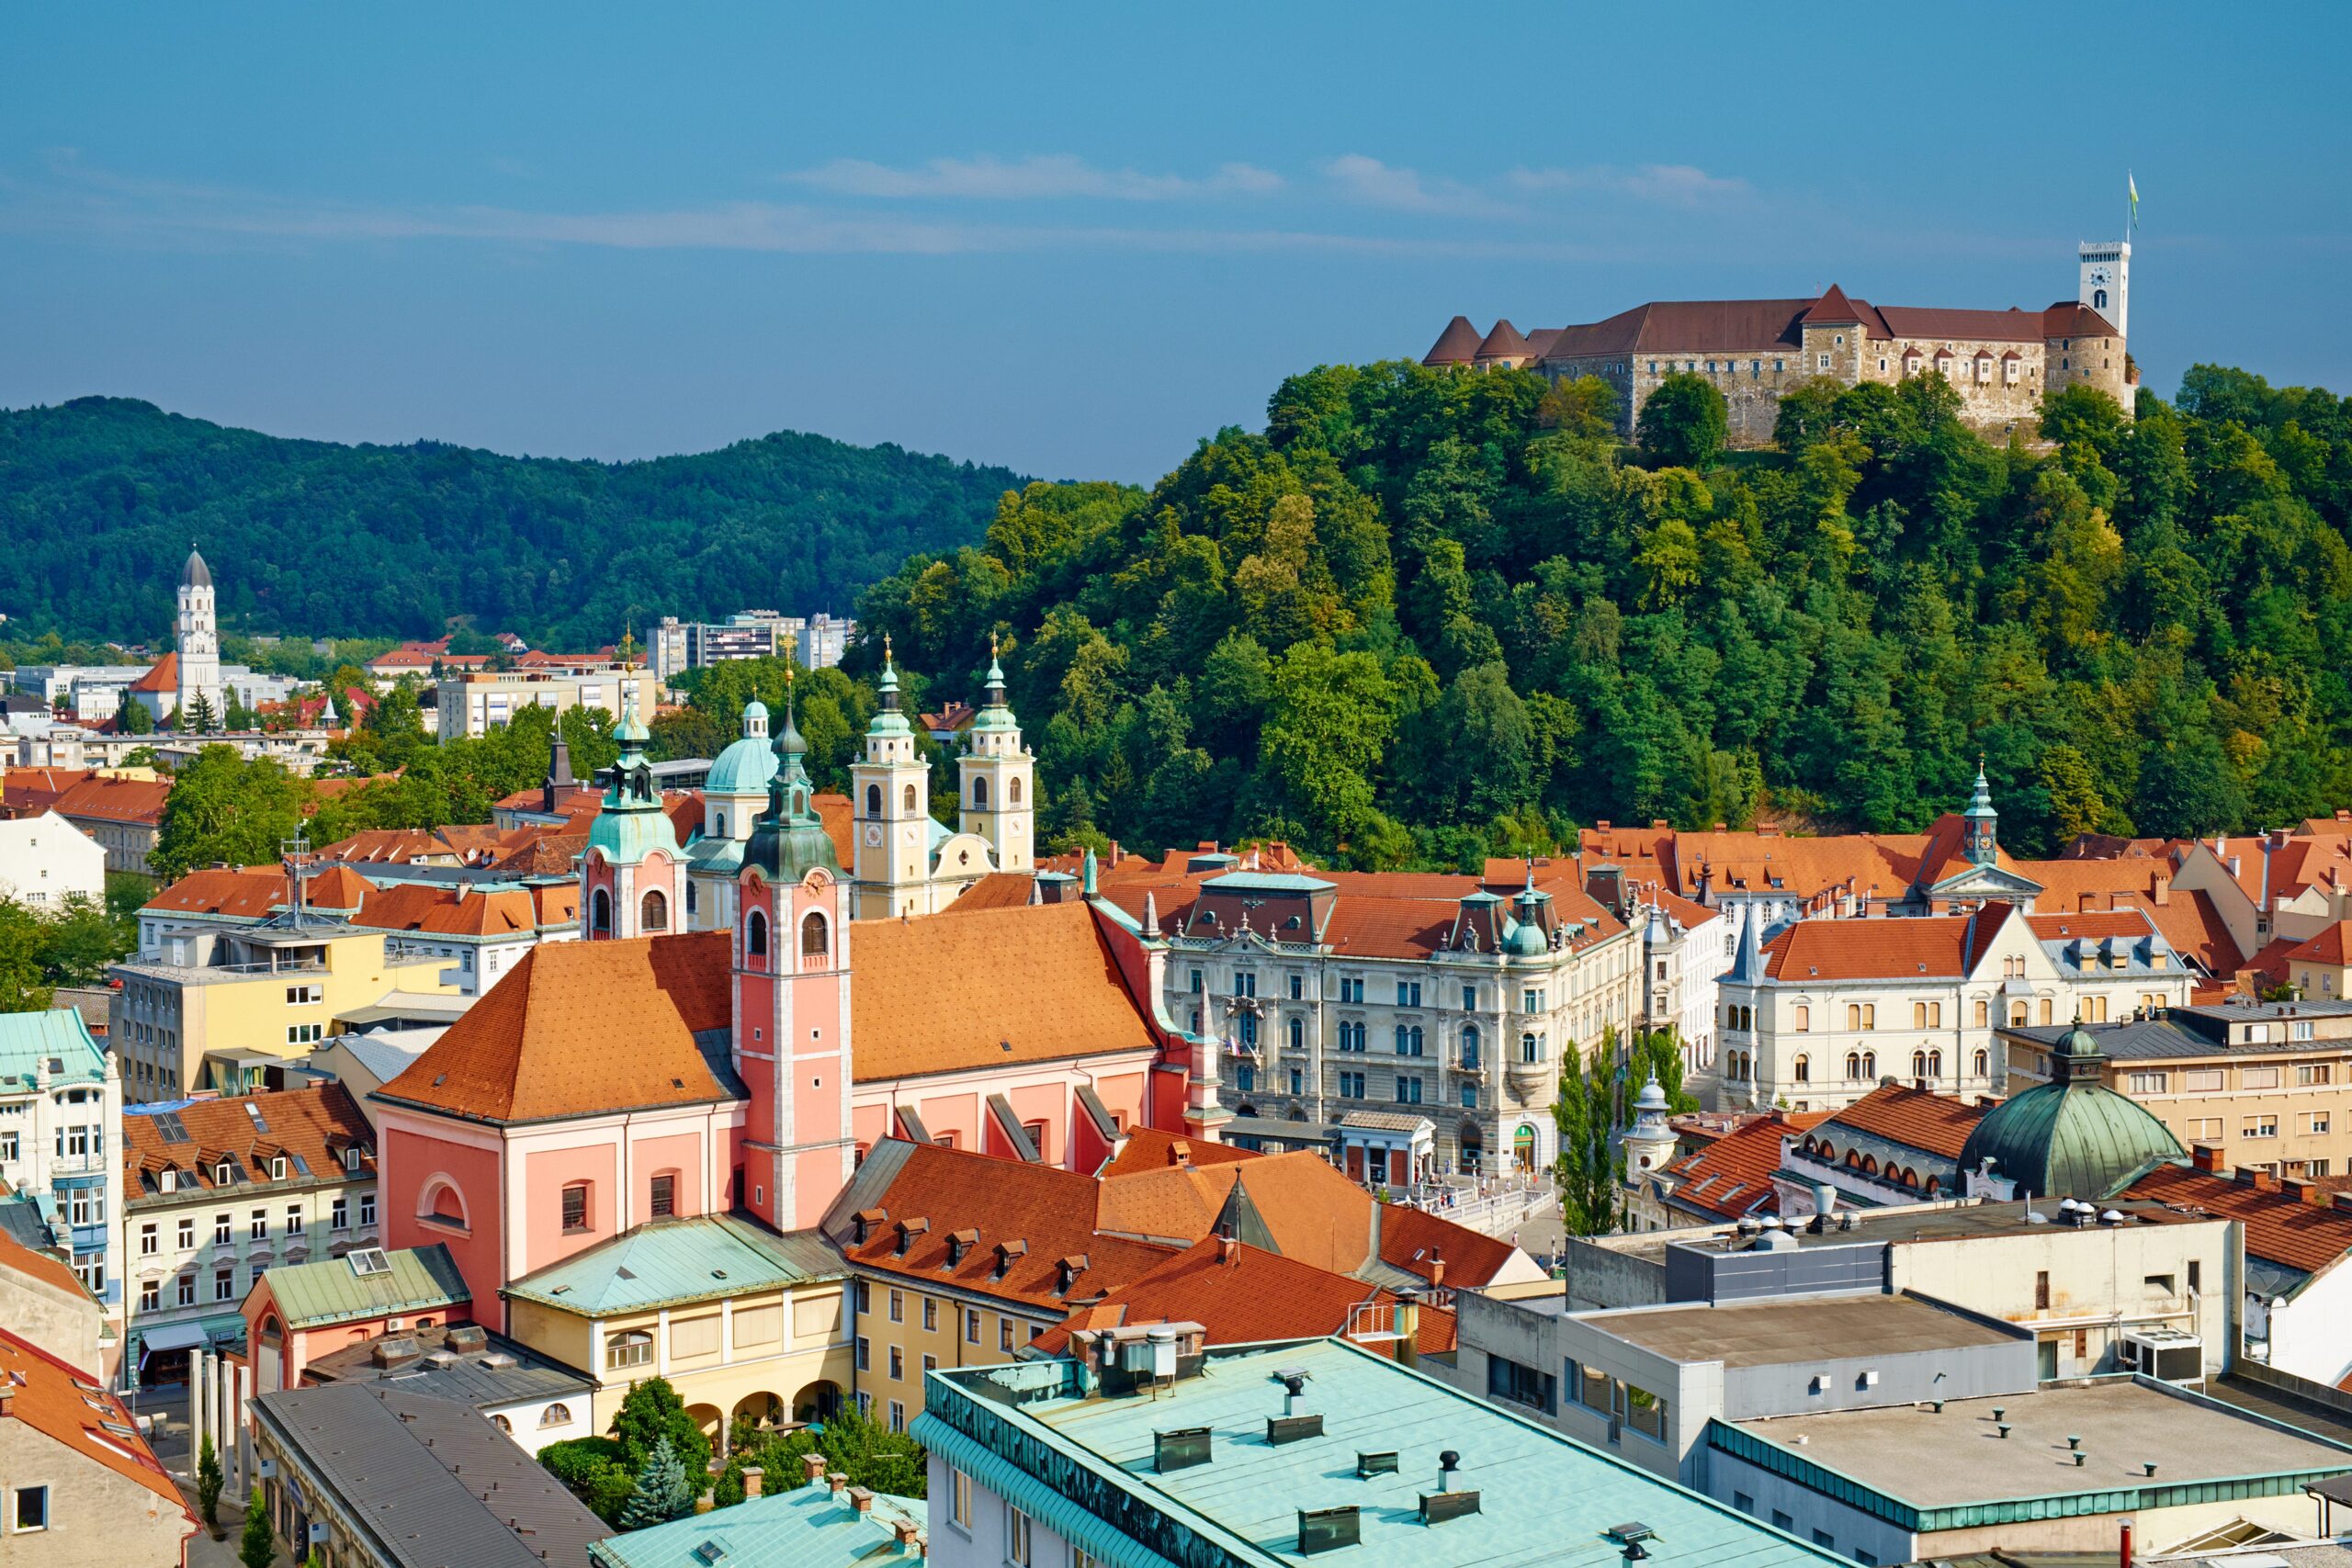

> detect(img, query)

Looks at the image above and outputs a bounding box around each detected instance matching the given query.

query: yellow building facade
[501,1215,855,1452]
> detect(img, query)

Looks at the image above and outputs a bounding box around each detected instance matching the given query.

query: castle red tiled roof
[1659,1112,1828,1220]
[1027,1238,1456,1359]
[1422,315,1481,367]
[1476,319,1532,360]
[0,1325,191,1515]
[2120,1164,2352,1276]
[356,882,543,939]
[1810,1083,1984,1161]
[378,931,733,1124]
[1375,1199,1521,1290]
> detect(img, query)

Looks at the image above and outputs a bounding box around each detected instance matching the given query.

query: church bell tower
[956,635,1034,874]
[849,637,932,919]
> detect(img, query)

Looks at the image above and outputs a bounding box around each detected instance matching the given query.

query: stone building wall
[1616,348,1810,447]
[2046,327,2130,405]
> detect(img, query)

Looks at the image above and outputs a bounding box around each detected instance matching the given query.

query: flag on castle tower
[2128,172,2139,231]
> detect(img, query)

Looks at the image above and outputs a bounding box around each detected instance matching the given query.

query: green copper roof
[502,1214,845,1317]
[588,686,680,864]
[1959,1077,2185,1201]
[706,701,781,797]
[747,682,842,882]
[866,642,912,739]
[0,1008,106,1089]
[588,1483,923,1568]
[264,1243,468,1330]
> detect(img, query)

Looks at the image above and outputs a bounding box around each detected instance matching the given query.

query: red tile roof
[1660,1112,1828,1219]
[2288,922,2352,966]
[51,773,172,826]
[834,1142,1175,1311]
[0,1325,190,1515]
[121,1083,374,1194]
[1376,1200,1521,1291]
[0,1227,95,1305]
[130,652,178,694]
[1094,1127,1259,1180]
[1027,1238,1456,1358]
[356,882,544,938]
[1810,1084,1984,1161]
[379,931,733,1124]
[1423,315,1481,367]
[1763,907,2016,982]
[850,903,1161,1082]
[2120,1164,2352,1275]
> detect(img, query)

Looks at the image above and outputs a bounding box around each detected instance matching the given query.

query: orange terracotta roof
[2301,814,2352,838]
[2120,1164,2352,1275]
[1028,1238,1456,1358]
[3,767,95,816]
[1810,1083,1984,1161]
[1764,907,2014,982]
[2021,909,2165,943]
[944,872,1038,913]
[379,931,732,1123]
[835,1142,1174,1311]
[51,773,172,826]
[1376,1199,1521,1289]
[1660,1112,1828,1219]
[2014,857,2243,976]
[144,865,294,920]
[532,883,581,928]
[0,1325,190,1514]
[0,1227,95,1305]
[2238,936,2303,986]
[1095,1127,1260,1179]
[121,1083,374,1194]
[849,903,1160,1082]
[813,793,854,866]
[356,882,541,938]
[2288,922,2352,965]
[130,652,179,693]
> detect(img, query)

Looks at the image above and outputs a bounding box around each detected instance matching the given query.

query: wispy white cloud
[0,157,1629,262]
[781,153,1283,202]
[1508,162,1749,208]
[1320,154,1515,218]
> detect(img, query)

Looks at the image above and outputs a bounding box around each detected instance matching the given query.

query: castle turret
[956,635,1034,874]
[1962,763,1998,867]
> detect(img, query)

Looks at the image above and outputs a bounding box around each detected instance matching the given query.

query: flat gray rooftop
[1731,1381,2352,1508]
[1588,1292,2018,1367]
[1621,1198,2211,1267]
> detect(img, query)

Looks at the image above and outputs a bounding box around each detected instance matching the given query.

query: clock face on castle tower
[2088,267,2111,287]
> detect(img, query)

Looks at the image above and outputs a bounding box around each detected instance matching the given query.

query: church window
[865,784,881,815]
[972,776,989,807]
[801,911,829,958]
[903,784,918,811]
[1832,333,1844,346]
[591,888,612,936]
[1774,359,1784,372]
[685,882,697,916]
[715,812,726,836]
[641,889,668,932]
[746,909,769,960]
[1877,358,1887,374]
[1009,777,1023,804]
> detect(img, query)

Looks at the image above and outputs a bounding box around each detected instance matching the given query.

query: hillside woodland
[0,397,1025,649]
[854,362,2352,867]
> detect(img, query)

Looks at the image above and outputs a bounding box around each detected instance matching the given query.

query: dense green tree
[607,1374,711,1480]
[539,1437,638,1524]
[617,1436,696,1529]
[713,1408,927,1508]
[1636,374,1730,469]
[1553,1032,1624,1237]
[0,899,54,1014]
[238,1486,275,1568]
[197,1434,222,1530]
[116,688,154,734]
[151,748,306,880]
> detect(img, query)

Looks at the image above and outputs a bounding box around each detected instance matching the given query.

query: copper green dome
[706,699,779,796]
[1959,1024,2183,1201]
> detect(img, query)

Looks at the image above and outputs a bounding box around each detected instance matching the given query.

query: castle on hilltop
[1427,241,2133,446]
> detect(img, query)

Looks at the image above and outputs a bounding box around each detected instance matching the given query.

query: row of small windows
[862,777,1024,815]
[1730,999,2067,1031]
[1786,1047,1988,1082]
[741,909,831,959]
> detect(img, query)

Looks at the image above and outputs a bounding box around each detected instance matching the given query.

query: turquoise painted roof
[586,805,683,865]
[264,1243,468,1330]
[0,1008,106,1089]
[503,1215,845,1317]
[914,1337,1844,1568]
[707,733,780,796]
[589,1482,922,1568]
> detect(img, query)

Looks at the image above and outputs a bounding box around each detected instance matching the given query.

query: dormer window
[215,1162,233,1185]
[343,1145,363,1172]
[852,1207,887,1246]
[895,1217,930,1258]
[271,1156,288,1180]
[159,1169,176,1194]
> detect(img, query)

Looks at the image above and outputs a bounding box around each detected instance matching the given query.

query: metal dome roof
[182,547,213,589]
[1958,1075,2183,1202]
[706,729,779,796]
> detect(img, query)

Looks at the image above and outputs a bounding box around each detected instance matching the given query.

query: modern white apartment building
[0,809,105,908]
[434,666,651,739]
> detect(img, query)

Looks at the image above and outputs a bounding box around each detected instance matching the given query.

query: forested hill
[854,362,2352,868]
[0,397,1027,647]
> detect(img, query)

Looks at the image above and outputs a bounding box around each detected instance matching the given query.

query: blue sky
[5,4,2347,482]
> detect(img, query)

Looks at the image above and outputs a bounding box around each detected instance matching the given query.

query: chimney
[894,1520,922,1548]
[2284,1178,2326,1208]
[1169,1139,1192,1168]
[1393,1290,1421,1368]
[2121,1519,2134,1568]
[849,1486,875,1515]
[741,1466,763,1498]
[0,1390,12,1418]
[2191,1142,2225,1174]
[2153,872,2171,906]
[802,1454,828,1487]
[1216,1234,1237,1264]
[827,1472,849,1495]
[2235,1166,2279,1193]
[1428,1248,1445,1289]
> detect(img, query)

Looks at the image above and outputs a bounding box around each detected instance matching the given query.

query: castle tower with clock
[2079,240,2130,338]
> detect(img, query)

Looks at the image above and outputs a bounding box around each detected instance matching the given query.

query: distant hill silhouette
[0,397,1028,647]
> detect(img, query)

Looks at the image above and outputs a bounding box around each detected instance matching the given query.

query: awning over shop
[136,1320,209,1357]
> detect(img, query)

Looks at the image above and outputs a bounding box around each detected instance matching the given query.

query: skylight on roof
[348,1248,390,1278]
[243,1101,270,1134]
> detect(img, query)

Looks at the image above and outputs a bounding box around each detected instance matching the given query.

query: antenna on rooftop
[281,826,316,928]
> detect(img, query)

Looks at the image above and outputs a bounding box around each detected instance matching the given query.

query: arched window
[1974,998,1989,1028]
[492,1414,513,1434]
[902,784,918,811]
[1973,1047,1990,1078]
[1845,1051,1861,1079]
[1913,1002,1928,1029]
[1912,1050,1928,1079]
[640,889,668,932]
[1815,1141,1835,1163]
[1925,1174,1941,1195]
[1792,1054,1810,1083]
[591,887,612,935]
[801,911,829,958]
[865,784,882,816]
[1461,1024,1480,1068]
[606,1330,653,1371]
[1927,1049,1943,1077]
[715,811,727,837]
[972,776,989,808]
[746,909,769,960]
[1847,1004,1862,1031]
[1009,777,1023,804]
[423,1179,467,1229]
[540,1403,572,1428]
[1289,1016,1306,1052]
[1520,1032,1542,1064]
[1860,1051,1876,1078]
[1793,1004,1810,1032]
[1861,1155,1879,1176]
